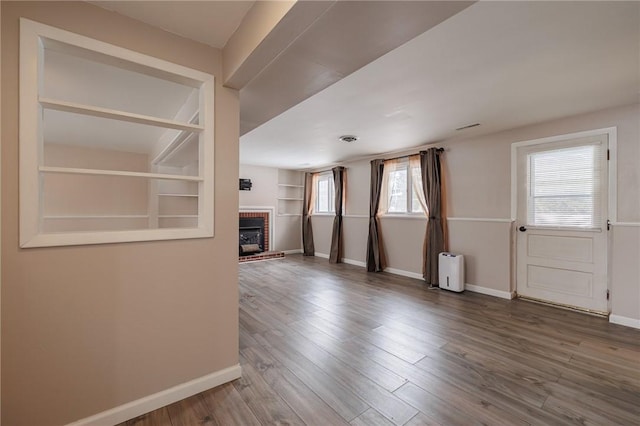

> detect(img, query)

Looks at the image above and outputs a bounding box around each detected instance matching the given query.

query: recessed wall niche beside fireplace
[239,211,270,256]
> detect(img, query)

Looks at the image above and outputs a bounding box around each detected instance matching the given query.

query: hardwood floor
[123,255,640,425]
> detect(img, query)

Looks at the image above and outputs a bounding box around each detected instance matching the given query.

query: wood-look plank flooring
[122,255,640,425]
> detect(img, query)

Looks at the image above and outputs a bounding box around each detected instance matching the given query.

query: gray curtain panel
[420,148,445,285]
[302,172,315,256]
[329,166,345,263]
[366,159,386,272]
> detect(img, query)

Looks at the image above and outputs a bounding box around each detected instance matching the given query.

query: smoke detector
[339,135,358,143]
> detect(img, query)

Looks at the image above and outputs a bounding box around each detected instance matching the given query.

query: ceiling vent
[339,135,358,143]
[455,123,480,131]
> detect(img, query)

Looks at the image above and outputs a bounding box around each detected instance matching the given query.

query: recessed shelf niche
[277,169,304,216]
[20,19,214,247]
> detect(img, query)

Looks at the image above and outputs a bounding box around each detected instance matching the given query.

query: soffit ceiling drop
[239,0,475,135]
[240,1,640,169]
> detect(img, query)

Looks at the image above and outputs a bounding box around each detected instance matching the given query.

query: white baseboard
[282,249,302,254]
[465,283,515,300]
[314,253,366,268]
[66,364,242,426]
[313,255,516,301]
[609,314,640,329]
[312,256,634,325]
[343,258,366,268]
[383,267,423,280]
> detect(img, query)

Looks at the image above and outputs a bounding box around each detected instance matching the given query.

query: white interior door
[515,134,609,313]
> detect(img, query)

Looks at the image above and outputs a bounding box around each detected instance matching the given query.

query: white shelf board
[43,215,149,219]
[39,166,203,182]
[39,97,204,132]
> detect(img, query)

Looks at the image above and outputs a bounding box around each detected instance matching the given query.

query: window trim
[19,18,215,247]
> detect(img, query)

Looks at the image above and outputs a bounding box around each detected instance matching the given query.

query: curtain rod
[381,147,444,162]
[309,147,444,174]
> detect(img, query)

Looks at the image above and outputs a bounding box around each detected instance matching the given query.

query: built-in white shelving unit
[277,170,304,216]
[43,215,149,219]
[19,19,214,247]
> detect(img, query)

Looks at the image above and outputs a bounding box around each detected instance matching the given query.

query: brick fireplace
[239,211,270,251]
[238,210,285,263]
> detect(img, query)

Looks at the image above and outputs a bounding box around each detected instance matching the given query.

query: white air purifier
[439,252,464,292]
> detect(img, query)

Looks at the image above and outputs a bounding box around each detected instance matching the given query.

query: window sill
[380,214,427,221]
[312,213,335,217]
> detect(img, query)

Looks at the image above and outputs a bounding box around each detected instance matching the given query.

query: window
[20,19,214,247]
[384,158,424,214]
[315,172,335,214]
[527,143,603,228]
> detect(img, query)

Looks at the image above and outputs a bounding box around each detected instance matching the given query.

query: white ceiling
[238,1,474,135]
[240,1,640,169]
[90,1,254,48]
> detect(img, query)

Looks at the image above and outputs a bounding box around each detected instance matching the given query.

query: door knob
[519,226,527,232]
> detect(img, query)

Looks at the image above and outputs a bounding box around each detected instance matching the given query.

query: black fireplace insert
[239,217,265,256]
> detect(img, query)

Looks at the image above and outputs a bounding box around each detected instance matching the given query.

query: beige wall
[310,103,640,321]
[342,216,368,263]
[310,215,334,256]
[43,144,150,232]
[239,163,279,207]
[1,2,240,425]
[610,226,640,320]
[239,164,302,251]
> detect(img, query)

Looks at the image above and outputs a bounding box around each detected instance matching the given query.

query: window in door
[527,143,604,228]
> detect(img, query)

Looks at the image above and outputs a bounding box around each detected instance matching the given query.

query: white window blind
[527,143,603,228]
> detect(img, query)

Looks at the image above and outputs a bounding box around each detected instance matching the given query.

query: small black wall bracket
[239,178,252,191]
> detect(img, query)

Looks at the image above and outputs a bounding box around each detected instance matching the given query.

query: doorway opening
[511,128,616,315]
